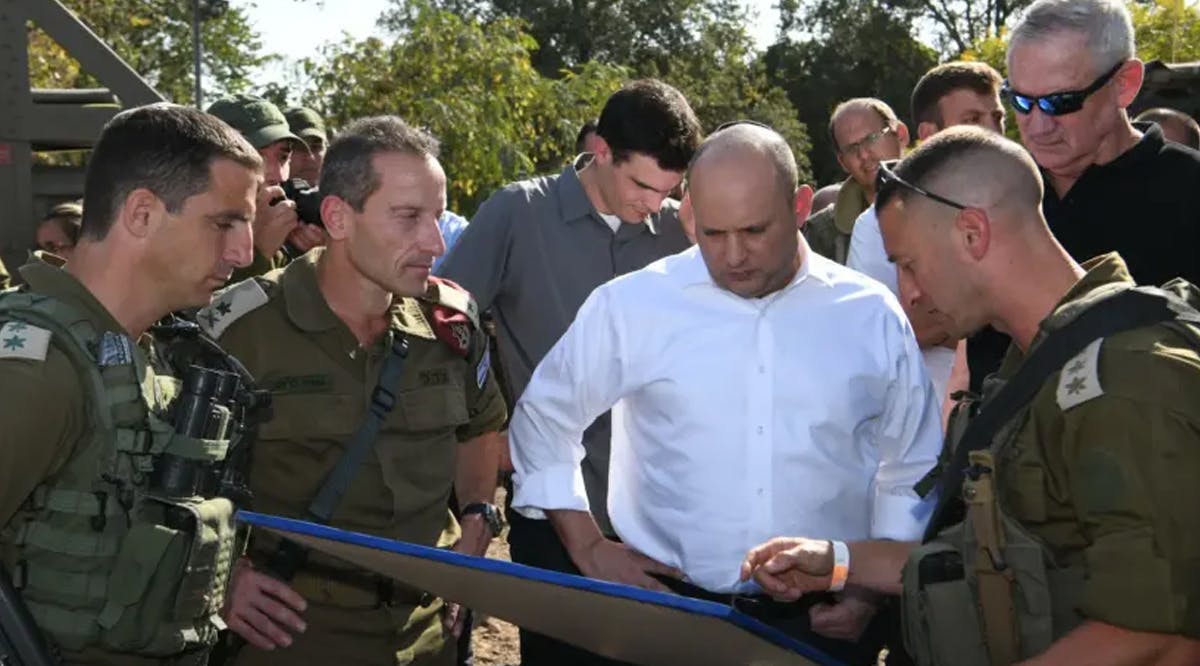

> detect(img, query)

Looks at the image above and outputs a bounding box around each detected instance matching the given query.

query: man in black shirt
[967,0,1200,390]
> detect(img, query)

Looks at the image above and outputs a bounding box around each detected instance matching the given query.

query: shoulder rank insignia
[0,320,51,361]
[1056,337,1105,411]
[425,277,480,358]
[197,279,270,339]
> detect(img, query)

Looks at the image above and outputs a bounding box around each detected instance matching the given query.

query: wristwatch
[461,502,503,538]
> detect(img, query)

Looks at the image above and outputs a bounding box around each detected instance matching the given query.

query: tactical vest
[0,292,239,657]
[901,279,1200,666]
[900,383,1086,666]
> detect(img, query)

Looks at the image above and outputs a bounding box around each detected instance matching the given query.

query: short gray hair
[1008,0,1135,77]
[319,116,440,212]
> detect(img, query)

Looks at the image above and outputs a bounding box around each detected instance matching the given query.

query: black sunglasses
[1001,61,1124,116]
[875,160,968,211]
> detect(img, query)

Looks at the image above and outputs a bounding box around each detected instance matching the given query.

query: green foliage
[1130,0,1200,63]
[27,0,266,105]
[964,1,1200,71]
[646,5,813,180]
[406,0,814,183]
[399,0,746,81]
[300,4,626,215]
[766,0,939,185]
[889,0,1033,57]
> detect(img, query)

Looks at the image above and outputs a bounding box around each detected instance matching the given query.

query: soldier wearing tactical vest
[740,127,1200,665]
[203,116,507,666]
[0,104,265,663]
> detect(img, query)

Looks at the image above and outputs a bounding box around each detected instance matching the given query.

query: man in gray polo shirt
[437,79,701,666]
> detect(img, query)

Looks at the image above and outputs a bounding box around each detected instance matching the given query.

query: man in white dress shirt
[508,123,942,661]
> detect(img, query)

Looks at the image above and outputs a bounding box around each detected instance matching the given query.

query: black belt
[655,575,835,621]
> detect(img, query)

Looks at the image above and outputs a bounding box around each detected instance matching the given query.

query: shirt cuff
[870,488,933,541]
[511,462,591,521]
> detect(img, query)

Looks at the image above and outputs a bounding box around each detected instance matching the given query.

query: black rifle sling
[264,335,410,580]
[309,334,410,522]
[923,287,1182,542]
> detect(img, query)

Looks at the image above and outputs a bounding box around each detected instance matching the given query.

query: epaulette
[0,320,52,361]
[196,278,271,339]
[1056,337,1105,410]
[423,277,481,358]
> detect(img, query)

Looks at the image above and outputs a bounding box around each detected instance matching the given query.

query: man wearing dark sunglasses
[1004,0,1200,291]
[743,126,1200,666]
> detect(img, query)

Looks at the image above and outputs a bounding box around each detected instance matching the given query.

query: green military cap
[284,106,327,145]
[206,93,306,151]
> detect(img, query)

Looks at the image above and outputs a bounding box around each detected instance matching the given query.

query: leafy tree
[403,0,814,181]
[27,0,266,105]
[1130,0,1200,63]
[300,4,626,215]
[393,0,746,80]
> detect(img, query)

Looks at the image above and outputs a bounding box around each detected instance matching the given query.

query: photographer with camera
[207,94,326,281]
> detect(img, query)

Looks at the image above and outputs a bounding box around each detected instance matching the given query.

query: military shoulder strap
[307,334,410,523]
[265,334,411,582]
[196,278,271,339]
[923,286,1189,541]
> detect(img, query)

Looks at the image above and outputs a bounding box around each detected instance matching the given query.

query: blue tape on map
[236,511,843,665]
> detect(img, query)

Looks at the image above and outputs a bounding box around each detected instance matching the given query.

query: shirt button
[757,365,766,374]
[757,488,764,496]
[756,425,764,435]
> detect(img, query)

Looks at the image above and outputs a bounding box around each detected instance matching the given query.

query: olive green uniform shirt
[204,249,506,663]
[0,260,178,666]
[803,177,870,264]
[991,253,1200,638]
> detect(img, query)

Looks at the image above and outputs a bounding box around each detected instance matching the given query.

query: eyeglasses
[875,160,968,211]
[1002,61,1124,116]
[837,125,897,157]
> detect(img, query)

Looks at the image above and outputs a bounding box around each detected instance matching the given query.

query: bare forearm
[547,509,606,559]
[847,540,916,596]
[1021,621,1200,666]
[455,431,502,506]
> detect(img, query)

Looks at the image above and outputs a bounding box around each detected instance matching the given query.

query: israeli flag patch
[476,349,491,388]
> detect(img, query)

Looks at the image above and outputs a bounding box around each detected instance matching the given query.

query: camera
[280,177,325,227]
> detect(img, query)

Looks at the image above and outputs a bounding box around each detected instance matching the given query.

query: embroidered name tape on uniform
[0,321,52,361]
[198,279,270,339]
[1057,337,1105,410]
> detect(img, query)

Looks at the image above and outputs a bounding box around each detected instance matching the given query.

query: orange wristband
[829,540,850,592]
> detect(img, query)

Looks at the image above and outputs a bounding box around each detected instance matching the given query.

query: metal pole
[192,0,203,107]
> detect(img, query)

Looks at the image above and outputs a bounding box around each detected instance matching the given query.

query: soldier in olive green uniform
[208,116,506,666]
[741,128,1200,665]
[0,105,263,664]
[206,94,322,282]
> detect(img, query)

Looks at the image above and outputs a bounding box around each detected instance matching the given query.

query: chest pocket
[388,364,470,434]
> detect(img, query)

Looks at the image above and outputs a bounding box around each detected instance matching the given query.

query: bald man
[741,126,1200,666]
[508,124,942,662]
